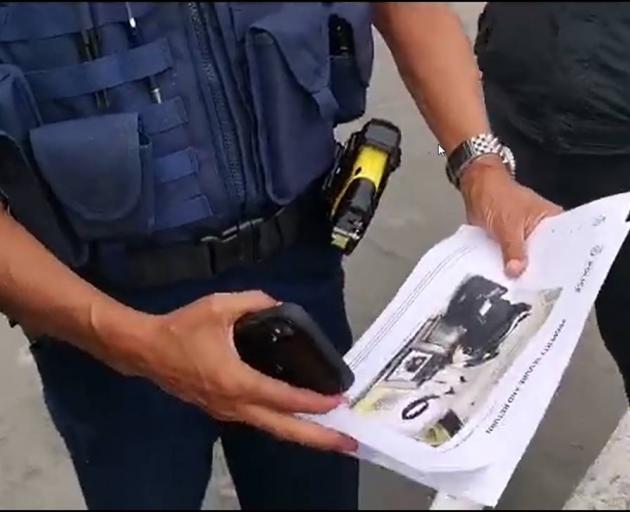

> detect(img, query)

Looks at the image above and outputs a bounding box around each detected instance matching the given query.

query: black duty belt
[86,198,329,289]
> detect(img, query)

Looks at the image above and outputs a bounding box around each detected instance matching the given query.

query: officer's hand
[459,156,563,278]
[140,291,357,454]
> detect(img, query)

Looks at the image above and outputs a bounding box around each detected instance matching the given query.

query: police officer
[0,3,556,509]
[475,3,630,399]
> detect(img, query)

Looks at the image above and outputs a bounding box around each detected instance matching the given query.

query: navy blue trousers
[30,241,358,510]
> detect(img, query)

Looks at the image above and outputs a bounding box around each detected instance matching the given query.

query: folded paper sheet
[310,192,630,506]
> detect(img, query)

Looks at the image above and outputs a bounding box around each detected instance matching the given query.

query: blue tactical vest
[0,2,374,271]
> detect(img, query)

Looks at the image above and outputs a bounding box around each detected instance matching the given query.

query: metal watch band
[445,133,516,188]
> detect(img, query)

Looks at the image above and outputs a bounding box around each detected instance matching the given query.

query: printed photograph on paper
[351,274,562,447]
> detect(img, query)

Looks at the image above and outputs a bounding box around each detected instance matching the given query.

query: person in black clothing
[474,2,630,397]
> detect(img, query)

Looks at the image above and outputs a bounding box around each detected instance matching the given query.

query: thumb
[217,290,280,323]
[179,290,278,325]
[495,223,528,278]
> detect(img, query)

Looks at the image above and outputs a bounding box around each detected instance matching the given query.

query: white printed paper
[311,193,630,506]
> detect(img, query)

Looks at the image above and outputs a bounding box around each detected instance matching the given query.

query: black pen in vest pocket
[76,3,109,111]
[78,29,109,110]
[88,3,110,110]
[125,2,163,104]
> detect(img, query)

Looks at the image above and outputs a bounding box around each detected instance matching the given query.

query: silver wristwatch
[445,133,516,188]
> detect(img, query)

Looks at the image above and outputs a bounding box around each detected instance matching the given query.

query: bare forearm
[375,2,490,153]
[0,207,152,373]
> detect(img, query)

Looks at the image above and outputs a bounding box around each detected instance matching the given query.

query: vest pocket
[29,112,155,241]
[245,5,337,205]
[328,3,374,124]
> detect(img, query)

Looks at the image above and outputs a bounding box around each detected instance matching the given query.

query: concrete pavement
[564,410,630,510]
[0,3,627,509]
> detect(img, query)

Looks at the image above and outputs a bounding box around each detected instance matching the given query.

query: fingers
[237,362,344,414]
[494,222,527,278]
[524,201,564,238]
[493,193,563,279]
[241,404,358,453]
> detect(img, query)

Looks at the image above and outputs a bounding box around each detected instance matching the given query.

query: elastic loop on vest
[140,96,188,135]
[26,38,173,101]
[154,195,212,232]
[0,3,155,42]
[153,148,208,232]
[312,88,339,121]
[154,148,198,184]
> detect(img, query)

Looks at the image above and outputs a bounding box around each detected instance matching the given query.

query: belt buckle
[200,217,264,274]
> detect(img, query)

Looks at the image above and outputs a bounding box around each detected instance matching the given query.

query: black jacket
[476,3,630,155]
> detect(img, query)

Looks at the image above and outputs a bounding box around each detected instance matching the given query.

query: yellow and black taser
[324,119,402,255]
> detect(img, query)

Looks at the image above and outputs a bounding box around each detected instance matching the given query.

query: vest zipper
[187,2,245,211]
